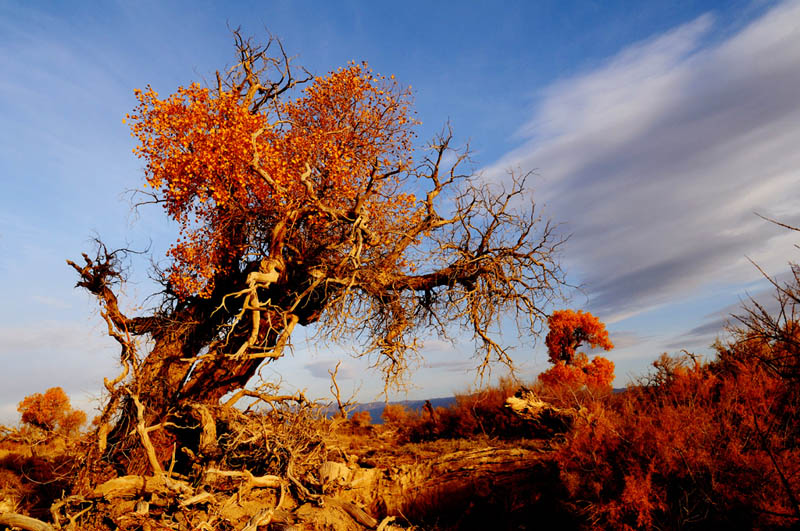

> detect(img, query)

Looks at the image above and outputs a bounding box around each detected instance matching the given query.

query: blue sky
[1,0,799,422]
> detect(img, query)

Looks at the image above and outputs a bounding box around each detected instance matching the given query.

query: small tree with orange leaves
[539,310,615,390]
[67,32,567,474]
[17,387,86,437]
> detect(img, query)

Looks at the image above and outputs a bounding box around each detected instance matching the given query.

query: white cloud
[486,1,800,323]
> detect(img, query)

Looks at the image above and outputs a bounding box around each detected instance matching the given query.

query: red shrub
[555,351,800,529]
[381,378,532,442]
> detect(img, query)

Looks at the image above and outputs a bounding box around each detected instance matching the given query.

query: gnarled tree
[69,34,566,474]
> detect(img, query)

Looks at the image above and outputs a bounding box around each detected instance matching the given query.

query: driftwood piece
[91,475,191,500]
[192,404,221,459]
[0,513,55,531]
[505,387,578,434]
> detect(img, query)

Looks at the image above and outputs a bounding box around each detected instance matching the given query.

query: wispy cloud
[304,359,359,380]
[0,321,105,354]
[422,359,474,371]
[486,1,800,323]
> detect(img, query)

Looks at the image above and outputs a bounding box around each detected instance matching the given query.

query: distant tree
[68,33,567,472]
[539,309,614,389]
[17,387,86,436]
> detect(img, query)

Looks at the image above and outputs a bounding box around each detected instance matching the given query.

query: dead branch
[329,361,355,419]
[192,404,220,459]
[321,495,378,528]
[90,475,185,500]
[505,387,578,434]
[377,515,397,531]
[179,491,217,507]
[224,389,306,409]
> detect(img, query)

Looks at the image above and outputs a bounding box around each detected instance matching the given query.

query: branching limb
[328,361,357,419]
[224,389,306,409]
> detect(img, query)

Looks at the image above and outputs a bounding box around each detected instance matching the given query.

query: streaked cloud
[486,1,800,323]
[664,270,790,350]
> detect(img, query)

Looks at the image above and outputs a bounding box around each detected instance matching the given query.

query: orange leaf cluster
[128,64,419,298]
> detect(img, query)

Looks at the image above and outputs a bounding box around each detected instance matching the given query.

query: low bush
[554,350,800,529]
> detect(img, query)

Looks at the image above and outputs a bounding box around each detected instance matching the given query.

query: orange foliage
[539,310,615,390]
[129,64,419,298]
[381,378,531,442]
[17,387,86,436]
[555,350,800,529]
[349,410,372,427]
[545,309,613,364]
[539,353,616,390]
[381,403,416,427]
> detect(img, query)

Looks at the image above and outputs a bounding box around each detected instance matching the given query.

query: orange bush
[381,403,417,426]
[17,387,86,436]
[539,353,616,391]
[349,410,372,427]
